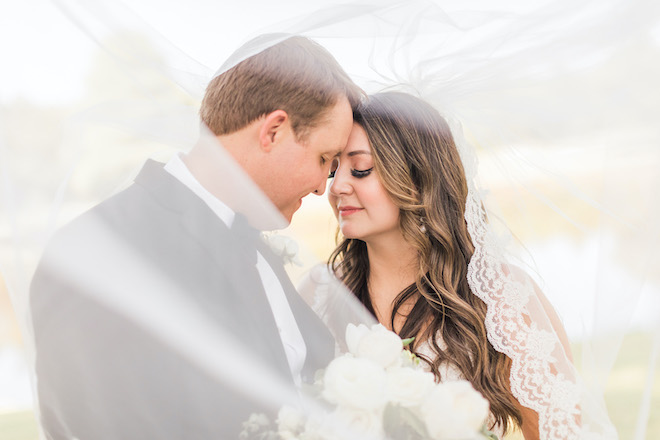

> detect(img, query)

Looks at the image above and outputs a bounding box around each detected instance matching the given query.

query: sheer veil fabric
[1,0,659,439]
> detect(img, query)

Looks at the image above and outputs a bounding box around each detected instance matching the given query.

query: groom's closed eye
[328,158,339,179]
[321,150,342,167]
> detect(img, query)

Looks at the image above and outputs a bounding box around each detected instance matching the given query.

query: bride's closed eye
[351,167,373,178]
[327,155,374,179]
[328,167,374,179]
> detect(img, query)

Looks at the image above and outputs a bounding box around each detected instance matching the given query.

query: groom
[31,35,362,440]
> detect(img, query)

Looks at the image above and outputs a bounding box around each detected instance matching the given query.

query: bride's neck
[365,233,418,329]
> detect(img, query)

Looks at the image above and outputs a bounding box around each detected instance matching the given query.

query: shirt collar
[163,153,235,227]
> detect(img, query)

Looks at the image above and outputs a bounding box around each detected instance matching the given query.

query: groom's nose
[312,177,327,196]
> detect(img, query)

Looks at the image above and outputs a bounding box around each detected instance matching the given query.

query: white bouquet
[241,324,497,440]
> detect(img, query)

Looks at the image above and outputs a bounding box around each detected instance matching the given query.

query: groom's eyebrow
[348,150,371,157]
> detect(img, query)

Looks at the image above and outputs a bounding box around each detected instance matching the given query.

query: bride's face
[328,123,401,242]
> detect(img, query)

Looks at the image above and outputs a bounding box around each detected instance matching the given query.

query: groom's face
[267,97,353,222]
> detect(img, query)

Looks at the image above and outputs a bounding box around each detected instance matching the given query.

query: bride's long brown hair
[329,92,522,433]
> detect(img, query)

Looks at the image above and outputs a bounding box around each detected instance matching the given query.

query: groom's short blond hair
[200,36,363,141]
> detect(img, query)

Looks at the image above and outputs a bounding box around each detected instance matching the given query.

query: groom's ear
[258,110,289,152]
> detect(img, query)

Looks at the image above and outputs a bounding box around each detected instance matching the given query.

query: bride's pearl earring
[419,216,427,233]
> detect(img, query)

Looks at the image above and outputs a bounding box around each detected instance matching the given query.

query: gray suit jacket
[30,160,334,440]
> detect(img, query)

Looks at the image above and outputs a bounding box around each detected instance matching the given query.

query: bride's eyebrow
[347,150,371,157]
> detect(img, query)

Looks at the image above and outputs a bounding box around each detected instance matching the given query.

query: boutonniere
[260,232,303,266]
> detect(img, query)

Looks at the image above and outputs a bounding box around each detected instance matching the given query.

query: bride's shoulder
[482,262,573,361]
[499,264,560,319]
[483,262,551,305]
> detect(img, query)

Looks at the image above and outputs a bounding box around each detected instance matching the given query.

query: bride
[307,91,574,439]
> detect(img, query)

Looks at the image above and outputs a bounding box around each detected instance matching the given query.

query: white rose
[277,405,305,439]
[300,415,341,440]
[332,407,384,440]
[279,429,300,440]
[386,367,436,407]
[300,407,384,440]
[420,380,490,439]
[345,323,370,354]
[345,323,403,369]
[239,413,272,440]
[322,355,388,411]
[300,412,367,440]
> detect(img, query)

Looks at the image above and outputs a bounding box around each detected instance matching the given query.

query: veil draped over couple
[3,0,660,439]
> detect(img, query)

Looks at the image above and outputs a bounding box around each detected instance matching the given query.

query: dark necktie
[230,213,259,265]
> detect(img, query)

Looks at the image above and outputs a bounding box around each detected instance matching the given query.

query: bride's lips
[338,205,363,217]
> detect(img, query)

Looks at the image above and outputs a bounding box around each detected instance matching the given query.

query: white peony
[300,415,343,440]
[345,323,371,355]
[386,367,437,407]
[332,407,385,440]
[420,380,490,439]
[299,411,366,440]
[239,413,272,440]
[322,355,388,411]
[277,405,305,439]
[345,323,403,369]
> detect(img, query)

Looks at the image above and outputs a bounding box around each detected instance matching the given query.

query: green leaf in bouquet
[480,426,499,440]
[401,337,415,347]
[383,403,429,440]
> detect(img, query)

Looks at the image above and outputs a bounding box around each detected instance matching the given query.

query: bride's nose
[329,167,352,196]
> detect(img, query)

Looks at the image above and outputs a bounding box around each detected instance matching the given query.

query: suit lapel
[133,160,292,382]
[256,240,335,380]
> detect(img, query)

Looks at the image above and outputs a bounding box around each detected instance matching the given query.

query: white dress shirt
[164,153,307,385]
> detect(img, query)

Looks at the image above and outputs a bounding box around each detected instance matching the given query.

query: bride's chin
[340,229,363,241]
